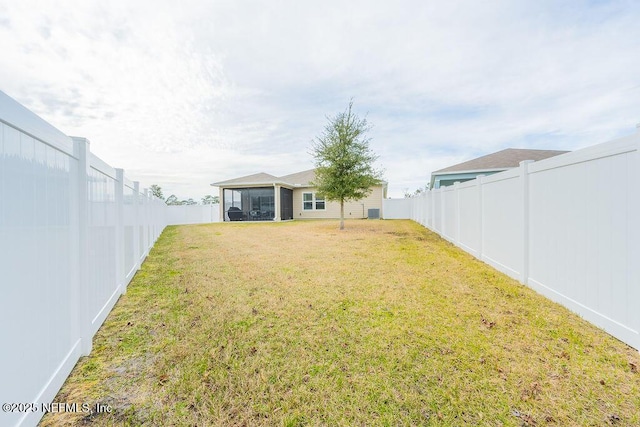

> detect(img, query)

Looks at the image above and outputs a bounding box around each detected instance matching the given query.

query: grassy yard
[42,220,639,426]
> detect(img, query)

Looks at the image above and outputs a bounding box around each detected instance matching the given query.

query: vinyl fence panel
[442,185,458,243]
[166,203,220,225]
[87,153,119,338]
[381,198,412,219]
[527,134,639,349]
[395,131,640,351]
[0,92,170,427]
[457,180,481,257]
[432,189,443,233]
[1,98,83,427]
[480,168,523,279]
[123,181,138,283]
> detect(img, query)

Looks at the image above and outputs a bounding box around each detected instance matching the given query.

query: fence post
[141,189,146,256]
[141,188,147,258]
[430,189,435,230]
[477,175,484,260]
[454,181,461,245]
[520,160,534,285]
[635,129,640,351]
[422,192,428,226]
[440,188,446,237]
[72,137,92,356]
[142,189,149,257]
[133,181,141,271]
[115,169,125,294]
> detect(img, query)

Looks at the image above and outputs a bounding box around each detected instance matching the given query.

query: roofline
[431,167,511,176]
[432,149,571,175]
[211,181,293,188]
[212,180,389,189]
[429,169,508,188]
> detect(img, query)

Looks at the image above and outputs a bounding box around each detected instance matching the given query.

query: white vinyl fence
[384,131,640,351]
[381,197,412,219]
[0,92,172,427]
[167,203,220,225]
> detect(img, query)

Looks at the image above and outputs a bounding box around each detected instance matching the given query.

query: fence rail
[384,131,640,351]
[0,92,170,427]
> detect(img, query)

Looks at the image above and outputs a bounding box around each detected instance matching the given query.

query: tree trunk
[340,199,345,230]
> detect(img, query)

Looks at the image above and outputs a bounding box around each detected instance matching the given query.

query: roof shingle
[278,169,316,186]
[434,148,569,174]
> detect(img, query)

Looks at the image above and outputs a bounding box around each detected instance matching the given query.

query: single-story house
[430,148,569,189]
[211,168,388,222]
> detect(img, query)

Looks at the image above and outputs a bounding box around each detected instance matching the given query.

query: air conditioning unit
[368,208,380,219]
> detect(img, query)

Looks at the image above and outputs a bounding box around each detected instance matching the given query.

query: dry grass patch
[42,220,640,426]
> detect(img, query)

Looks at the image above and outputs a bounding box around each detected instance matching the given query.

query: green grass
[42,220,640,426]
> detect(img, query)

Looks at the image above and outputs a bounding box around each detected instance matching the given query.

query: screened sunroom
[220,186,293,222]
[223,187,275,221]
[213,172,296,222]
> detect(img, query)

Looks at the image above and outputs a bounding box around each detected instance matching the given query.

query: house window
[303,193,313,210]
[302,192,325,210]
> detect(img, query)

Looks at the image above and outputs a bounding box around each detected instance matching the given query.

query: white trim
[433,167,511,176]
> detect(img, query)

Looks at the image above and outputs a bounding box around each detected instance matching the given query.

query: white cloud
[1,0,639,199]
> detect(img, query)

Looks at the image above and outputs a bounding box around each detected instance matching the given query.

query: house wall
[292,186,384,219]
[432,170,503,188]
[385,131,640,351]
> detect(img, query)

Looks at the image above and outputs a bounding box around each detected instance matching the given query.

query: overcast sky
[2,0,639,199]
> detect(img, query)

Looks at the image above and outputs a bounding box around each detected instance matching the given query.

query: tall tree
[165,194,180,205]
[201,195,220,205]
[150,184,164,201]
[311,100,383,230]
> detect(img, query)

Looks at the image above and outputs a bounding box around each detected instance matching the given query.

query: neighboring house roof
[433,148,569,175]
